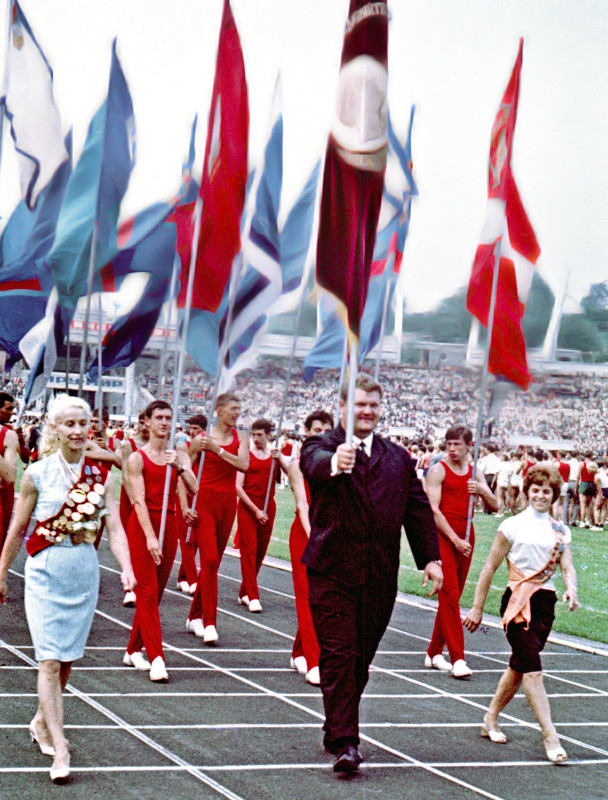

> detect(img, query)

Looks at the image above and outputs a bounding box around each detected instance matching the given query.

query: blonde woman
[0,395,135,783]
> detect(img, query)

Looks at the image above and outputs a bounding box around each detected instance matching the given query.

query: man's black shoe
[333,744,362,774]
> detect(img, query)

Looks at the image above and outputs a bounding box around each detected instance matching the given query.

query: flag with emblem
[1,0,69,208]
[315,0,389,341]
[466,38,540,390]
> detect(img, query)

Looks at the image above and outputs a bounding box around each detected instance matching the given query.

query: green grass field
[266,485,608,645]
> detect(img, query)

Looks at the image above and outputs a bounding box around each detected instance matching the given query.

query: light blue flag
[48,39,135,310]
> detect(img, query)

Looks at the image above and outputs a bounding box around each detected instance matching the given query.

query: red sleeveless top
[140,450,178,513]
[581,461,594,482]
[440,461,473,537]
[243,450,275,501]
[197,429,240,494]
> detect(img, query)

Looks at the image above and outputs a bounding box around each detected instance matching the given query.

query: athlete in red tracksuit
[235,419,289,611]
[123,400,198,681]
[425,425,497,679]
[288,410,333,684]
[186,394,249,645]
[176,414,208,593]
[0,424,18,556]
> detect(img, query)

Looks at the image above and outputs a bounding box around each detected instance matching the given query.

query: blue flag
[48,39,135,310]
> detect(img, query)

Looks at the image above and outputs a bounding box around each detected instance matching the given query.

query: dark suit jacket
[300,427,439,586]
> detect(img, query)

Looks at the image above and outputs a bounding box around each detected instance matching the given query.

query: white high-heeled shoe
[50,751,70,783]
[29,719,55,757]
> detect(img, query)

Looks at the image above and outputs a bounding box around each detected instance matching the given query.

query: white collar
[353,433,373,457]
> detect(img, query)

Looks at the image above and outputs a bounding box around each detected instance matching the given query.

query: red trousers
[188,490,237,626]
[289,514,320,670]
[176,503,199,585]
[427,530,474,663]
[126,510,177,662]
[237,496,275,601]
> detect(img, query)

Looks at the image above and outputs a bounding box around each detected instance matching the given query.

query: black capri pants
[500,588,556,673]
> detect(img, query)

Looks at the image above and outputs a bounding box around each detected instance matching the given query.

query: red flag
[466,39,540,390]
[315,0,389,340]
[178,0,249,312]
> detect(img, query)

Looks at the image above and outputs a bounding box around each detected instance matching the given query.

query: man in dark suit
[300,373,442,773]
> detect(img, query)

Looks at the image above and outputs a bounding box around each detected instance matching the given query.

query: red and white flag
[177,0,249,312]
[466,38,540,390]
[315,0,389,341]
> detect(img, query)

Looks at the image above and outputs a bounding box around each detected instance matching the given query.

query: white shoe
[290,656,308,675]
[452,659,473,679]
[203,625,219,645]
[238,595,250,606]
[306,666,320,685]
[188,583,198,595]
[591,526,602,531]
[248,598,262,613]
[123,591,136,607]
[424,653,452,671]
[149,656,168,682]
[123,651,151,671]
[178,580,190,594]
[186,618,205,638]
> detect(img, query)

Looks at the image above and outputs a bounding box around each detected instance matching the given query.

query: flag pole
[334,333,348,427]
[374,271,392,381]
[345,338,358,447]
[96,291,103,432]
[465,237,502,543]
[158,253,180,399]
[157,196,203,550]
[77,222,99,397]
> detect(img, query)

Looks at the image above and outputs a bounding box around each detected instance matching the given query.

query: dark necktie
[357,441,370,468]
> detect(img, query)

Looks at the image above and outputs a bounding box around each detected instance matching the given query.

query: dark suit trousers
[308,570,397,748]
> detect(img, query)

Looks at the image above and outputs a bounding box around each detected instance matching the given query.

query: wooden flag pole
[465,237,502,543]
[157,197,202,550]
[78,221,99,397]
[158,254,180,399]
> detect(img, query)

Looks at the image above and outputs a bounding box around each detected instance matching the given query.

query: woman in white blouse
[464,465,578,763]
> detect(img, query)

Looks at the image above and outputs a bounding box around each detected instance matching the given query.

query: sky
[1,0,607,315]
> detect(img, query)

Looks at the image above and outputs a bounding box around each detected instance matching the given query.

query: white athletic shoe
[452,659,473,679]
[123,591,136,608]
[186,618,205,638]
[177,580,190,594]
[123,651,151,671]
[203,625,219,645]
[290,656,308,675]
[424,653,452,671]
[248,599,262,613]
[188,583,198,595]
[306,667,321,685]
[149,656,168,682]
[238,595,250,606]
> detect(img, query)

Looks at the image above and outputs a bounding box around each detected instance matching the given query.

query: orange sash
[502,519,565,630]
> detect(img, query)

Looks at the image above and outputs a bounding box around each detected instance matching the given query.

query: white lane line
[90,608,506,800]
[0,638,245,800]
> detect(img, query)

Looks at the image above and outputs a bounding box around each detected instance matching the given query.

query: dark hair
[145,399,172,419]
[138,411,147,423]
[445,424,472,445]
[304,409,333,431]
[0,392,15,407]
[187,414,208,430]
[216,392,239,409]
[339,373,382,401]
[523,464,562,503]
[251,418,272,434]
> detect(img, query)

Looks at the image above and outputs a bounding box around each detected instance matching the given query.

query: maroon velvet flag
[177,0,249,312]
[467,39,540,390]
[315,1,389,340]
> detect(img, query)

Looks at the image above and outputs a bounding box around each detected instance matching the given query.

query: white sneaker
[290,656,308,675]
[178,580,190,594]
[424,653,452,671]
[591,526,602,531]
[248,598,262,613]
[306,666,320,685]
[186,618,205,637]
[123,591,136,607]
[123,651,150,671]
[149,656,168,682]
[238,595,250,606]
[452,659,473,679]
[188,583,198,595]
[203,625,219,645]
